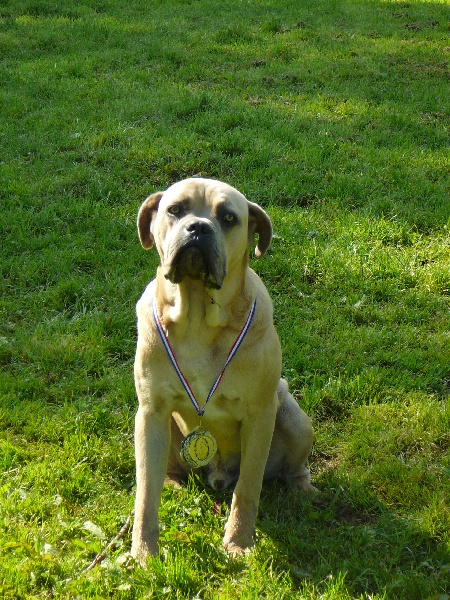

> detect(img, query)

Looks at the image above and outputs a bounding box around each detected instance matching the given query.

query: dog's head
[137,178,272,290]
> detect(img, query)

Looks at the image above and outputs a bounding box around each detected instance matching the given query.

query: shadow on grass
[174,470,449,599]
[253,474,450,599]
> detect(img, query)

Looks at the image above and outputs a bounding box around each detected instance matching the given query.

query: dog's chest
[162,336,247,420]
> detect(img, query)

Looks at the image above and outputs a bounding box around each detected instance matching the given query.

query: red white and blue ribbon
[152,297,257,417]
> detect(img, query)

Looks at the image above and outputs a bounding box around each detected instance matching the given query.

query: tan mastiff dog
[131,178,315,564]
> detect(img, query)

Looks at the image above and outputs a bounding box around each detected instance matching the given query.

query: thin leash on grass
[82,510,134,574]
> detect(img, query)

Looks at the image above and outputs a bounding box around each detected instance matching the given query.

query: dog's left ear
[247,201,272,258]
[137,192,164,249]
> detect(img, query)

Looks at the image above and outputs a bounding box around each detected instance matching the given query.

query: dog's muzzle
[163,218,226,289]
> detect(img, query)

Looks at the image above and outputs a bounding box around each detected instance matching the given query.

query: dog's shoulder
[246,268,273,320]
[136,280,155,315]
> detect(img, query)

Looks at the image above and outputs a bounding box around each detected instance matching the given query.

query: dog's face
[137,178,272,289]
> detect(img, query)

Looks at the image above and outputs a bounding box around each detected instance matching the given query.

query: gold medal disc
[180,427,217,468]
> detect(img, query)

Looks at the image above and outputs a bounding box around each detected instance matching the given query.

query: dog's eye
[167,205,181,216]
[223,213,236,224]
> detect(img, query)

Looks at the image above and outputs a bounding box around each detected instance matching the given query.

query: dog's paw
[222,528,254,557]
[130,541,158,567]
[292,473,320,494]
[222,539,252,557]
[306,483,320,494]
[296,479,320,494]
[164,476,184,489]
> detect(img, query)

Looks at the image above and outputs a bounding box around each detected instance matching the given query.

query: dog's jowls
[131,178,316,565]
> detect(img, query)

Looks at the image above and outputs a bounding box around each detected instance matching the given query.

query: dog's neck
[154,266,250,338]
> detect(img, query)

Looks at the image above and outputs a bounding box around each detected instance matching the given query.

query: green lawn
[1,0,449,598]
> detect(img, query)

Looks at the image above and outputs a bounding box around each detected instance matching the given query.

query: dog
[131,178,316,564]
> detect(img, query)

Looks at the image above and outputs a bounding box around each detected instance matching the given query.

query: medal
[180,426,217,468]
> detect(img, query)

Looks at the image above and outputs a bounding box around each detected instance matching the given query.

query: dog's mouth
[163,240,226,290]
[173,244,208,280]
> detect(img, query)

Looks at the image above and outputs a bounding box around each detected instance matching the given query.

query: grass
[0,0,449,597]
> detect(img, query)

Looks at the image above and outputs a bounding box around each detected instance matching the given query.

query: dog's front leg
[223,404,277,555]
[131,403,170,565]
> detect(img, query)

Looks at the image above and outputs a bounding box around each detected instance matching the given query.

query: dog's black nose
[212,478,227,491]
[185,219,213,237]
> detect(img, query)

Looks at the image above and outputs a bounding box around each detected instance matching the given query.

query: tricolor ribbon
[152,297,257,417]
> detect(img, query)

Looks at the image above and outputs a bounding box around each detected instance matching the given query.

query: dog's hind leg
[271,379,318,492]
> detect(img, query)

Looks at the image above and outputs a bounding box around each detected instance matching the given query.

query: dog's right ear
[137,192,164,249]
